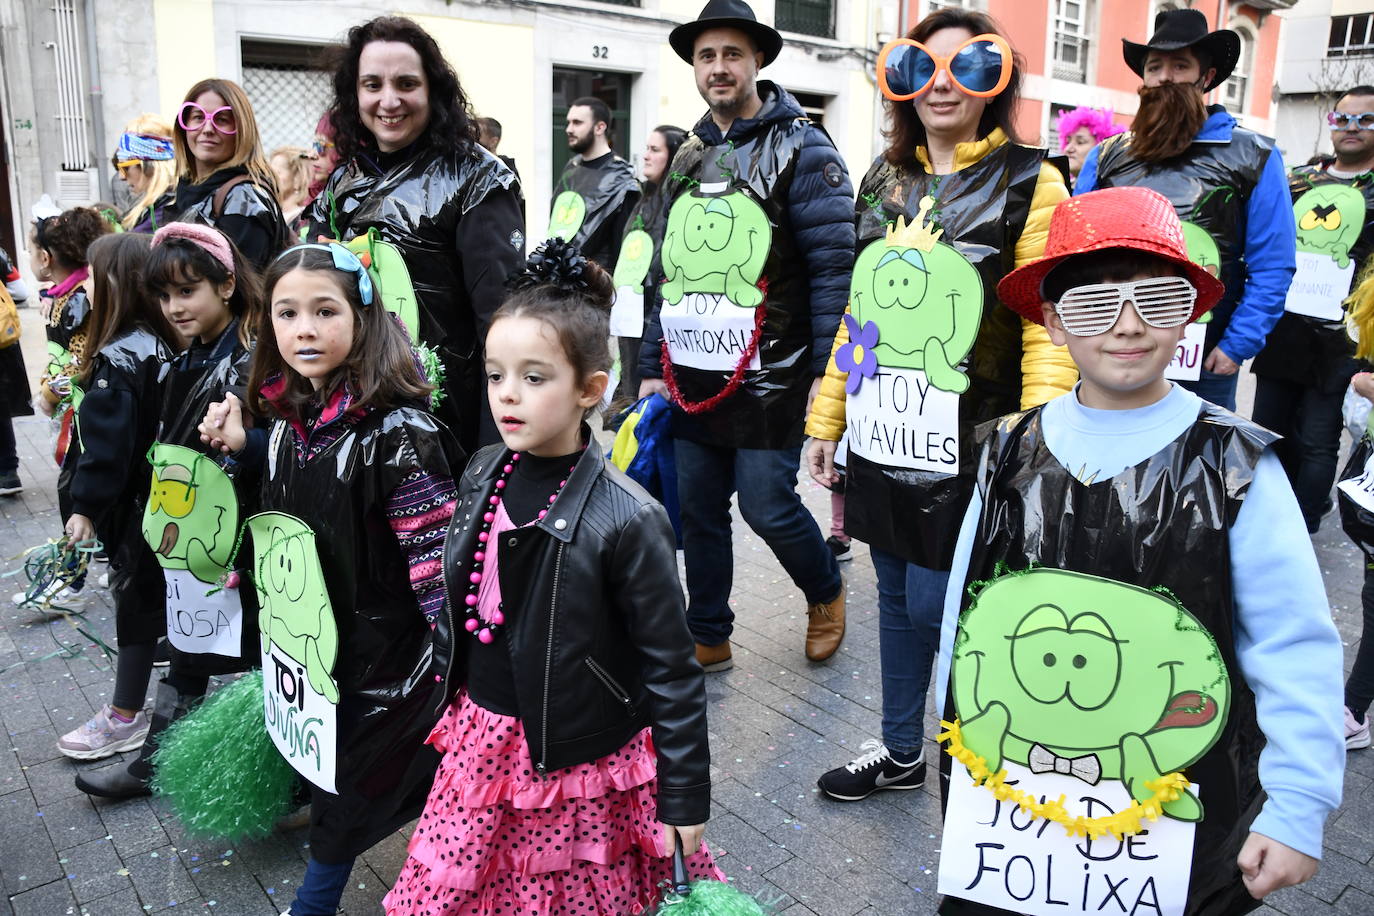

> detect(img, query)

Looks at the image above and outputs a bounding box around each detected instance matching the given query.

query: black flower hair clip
[507,237,590,295]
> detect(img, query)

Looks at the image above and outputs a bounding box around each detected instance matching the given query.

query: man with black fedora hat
[637,0,855,671]
[1078,7,1295,413]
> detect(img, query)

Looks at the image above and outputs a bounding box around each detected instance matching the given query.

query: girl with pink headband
[73,222,268,801]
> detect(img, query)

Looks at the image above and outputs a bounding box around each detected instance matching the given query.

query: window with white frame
[1221,25,1254,111]
[1330,14,1374,58]
[925,0,983,12]
[1053,0,1091,83]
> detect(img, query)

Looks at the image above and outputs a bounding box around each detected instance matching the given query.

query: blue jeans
[289,857,355,916]
[675,438,842,646]
[1179,367,1238,411]
[871,547,947,758]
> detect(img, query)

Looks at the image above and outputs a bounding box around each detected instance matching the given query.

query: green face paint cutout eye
[142,444,240,585]
[950,568,1229,821]
[1009,606,1122,711]
[1292,185,1367,268]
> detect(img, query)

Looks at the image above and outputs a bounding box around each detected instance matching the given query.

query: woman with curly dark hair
[307,15,526,450]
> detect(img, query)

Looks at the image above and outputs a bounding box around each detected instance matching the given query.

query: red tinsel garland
[659,279,769,415]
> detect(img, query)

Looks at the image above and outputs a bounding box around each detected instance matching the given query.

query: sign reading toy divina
[248,511,340,794]
[939,568,1230,916]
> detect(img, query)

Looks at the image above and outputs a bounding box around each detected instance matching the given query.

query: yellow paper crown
[884,196,943,252]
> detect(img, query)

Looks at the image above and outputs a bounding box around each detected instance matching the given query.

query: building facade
[0,0,894,266]
[1273,0,1374,167]
[909,0,1287,149]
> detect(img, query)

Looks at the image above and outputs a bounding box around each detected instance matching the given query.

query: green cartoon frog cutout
[1179,222,1218,324]
[1293,185,1367,268]
[44,340,84,409]
[613,228,655,293]
[849,197,983,394]
[951,568,1229,822]
[142,444,239,585]
[660,188,772,309]
[548,191,587,242]
[249,512,339,704]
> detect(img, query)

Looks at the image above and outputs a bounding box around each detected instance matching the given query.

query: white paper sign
[845,366,959,474]
[163,568,242,657]
[611,286,644,338]
[939,761,1197,916]
[659,293,761,372]
[263,642,338,793]
[1164,322,1208,382]
[1285,251,1354,321]
[1339,449,1374,513]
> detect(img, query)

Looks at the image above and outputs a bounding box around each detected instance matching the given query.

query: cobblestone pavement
[1,306,1371,914]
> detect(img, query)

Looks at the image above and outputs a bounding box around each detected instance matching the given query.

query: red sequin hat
[997,186,1225,326]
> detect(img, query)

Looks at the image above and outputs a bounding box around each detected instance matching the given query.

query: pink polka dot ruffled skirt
[384,691,722,915]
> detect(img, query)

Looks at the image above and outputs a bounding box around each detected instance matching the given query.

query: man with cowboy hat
[1077,8,1296,413]
[637,0,855,671]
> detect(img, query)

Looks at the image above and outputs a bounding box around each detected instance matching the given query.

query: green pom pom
[150,671,297,841]
[652,879,772,914]
[417,343,447,410]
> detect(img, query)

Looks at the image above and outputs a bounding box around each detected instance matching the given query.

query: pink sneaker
[1345,707,1371,750]
[57,705,149,760]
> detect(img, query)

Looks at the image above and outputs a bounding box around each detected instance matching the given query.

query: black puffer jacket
[433,435,711,826]
[307,141,526,450]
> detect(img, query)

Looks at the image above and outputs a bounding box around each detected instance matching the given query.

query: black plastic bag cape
[550,154,640,269]
[654,109,816,449]
[937,405,1275,916]
[1092,118,1274,354]
[143,323,260,676]
[308,144,524,449]
[257,404,461,862]
[1251,165,1374,387]
[173,166,291,271]
[843,146,1049,569]
[76,328,172,644]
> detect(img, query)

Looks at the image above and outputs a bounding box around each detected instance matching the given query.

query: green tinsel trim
[417,343,447,410]
[150,672,297,841]
[650,878,773,914]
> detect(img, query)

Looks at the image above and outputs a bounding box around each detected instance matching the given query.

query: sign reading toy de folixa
[248,511,340,794]
[841,199,979,474]
[940,569,1230,915]
[658,184,770,372]
[142,443,243,657]
[611,227,654,338]
[1285,185,1367,321]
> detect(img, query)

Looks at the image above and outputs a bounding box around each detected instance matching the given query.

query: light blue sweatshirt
[935,384,1345,859]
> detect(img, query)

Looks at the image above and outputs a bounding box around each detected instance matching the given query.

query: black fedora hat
[1122,9,1240,92]
[669,0,783,67]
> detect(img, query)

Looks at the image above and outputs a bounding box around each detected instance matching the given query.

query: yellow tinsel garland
[939,718,1192,841]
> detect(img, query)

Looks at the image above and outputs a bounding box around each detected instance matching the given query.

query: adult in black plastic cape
[610,124,687,400]
[638,0,853,672]
[1252,88,1374,533]
[1076,8,1296,413]
[307,16,526,451]
[802,5,1073,806]
[549,97,641,272]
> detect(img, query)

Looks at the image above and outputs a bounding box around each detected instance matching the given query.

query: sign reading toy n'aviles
[846,366,959,472]
[248,511,340,794]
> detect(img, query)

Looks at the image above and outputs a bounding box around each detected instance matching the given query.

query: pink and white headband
[151,222,235,274]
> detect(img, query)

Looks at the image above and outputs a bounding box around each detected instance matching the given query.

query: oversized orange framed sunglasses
[877,33,1013,102]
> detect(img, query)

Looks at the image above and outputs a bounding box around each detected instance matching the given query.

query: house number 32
[592,45,609,59]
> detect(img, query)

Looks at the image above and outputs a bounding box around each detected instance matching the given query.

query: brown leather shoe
[805,585,846,661]
[695,640,733,672]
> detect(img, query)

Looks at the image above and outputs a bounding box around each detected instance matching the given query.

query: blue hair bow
[286,243,375,307]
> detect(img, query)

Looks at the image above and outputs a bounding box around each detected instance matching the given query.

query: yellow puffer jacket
[805,133,1073,442]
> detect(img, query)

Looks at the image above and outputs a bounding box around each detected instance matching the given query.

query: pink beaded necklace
[462,451,578,644]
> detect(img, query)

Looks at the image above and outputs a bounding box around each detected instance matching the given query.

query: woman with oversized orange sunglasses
[803,7,1073,808]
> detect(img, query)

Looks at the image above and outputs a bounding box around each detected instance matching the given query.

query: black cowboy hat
[669,0,783,67]
[1122,9,1240,92]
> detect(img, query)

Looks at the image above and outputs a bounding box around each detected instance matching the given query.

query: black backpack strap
[212,175,254,220]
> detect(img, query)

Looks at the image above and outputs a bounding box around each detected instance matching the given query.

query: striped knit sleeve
[385,466,458,624]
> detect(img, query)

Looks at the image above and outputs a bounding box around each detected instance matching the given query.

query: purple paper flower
[835,314,880,395]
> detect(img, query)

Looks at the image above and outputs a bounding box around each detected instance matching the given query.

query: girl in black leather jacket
[386,242,717,915]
